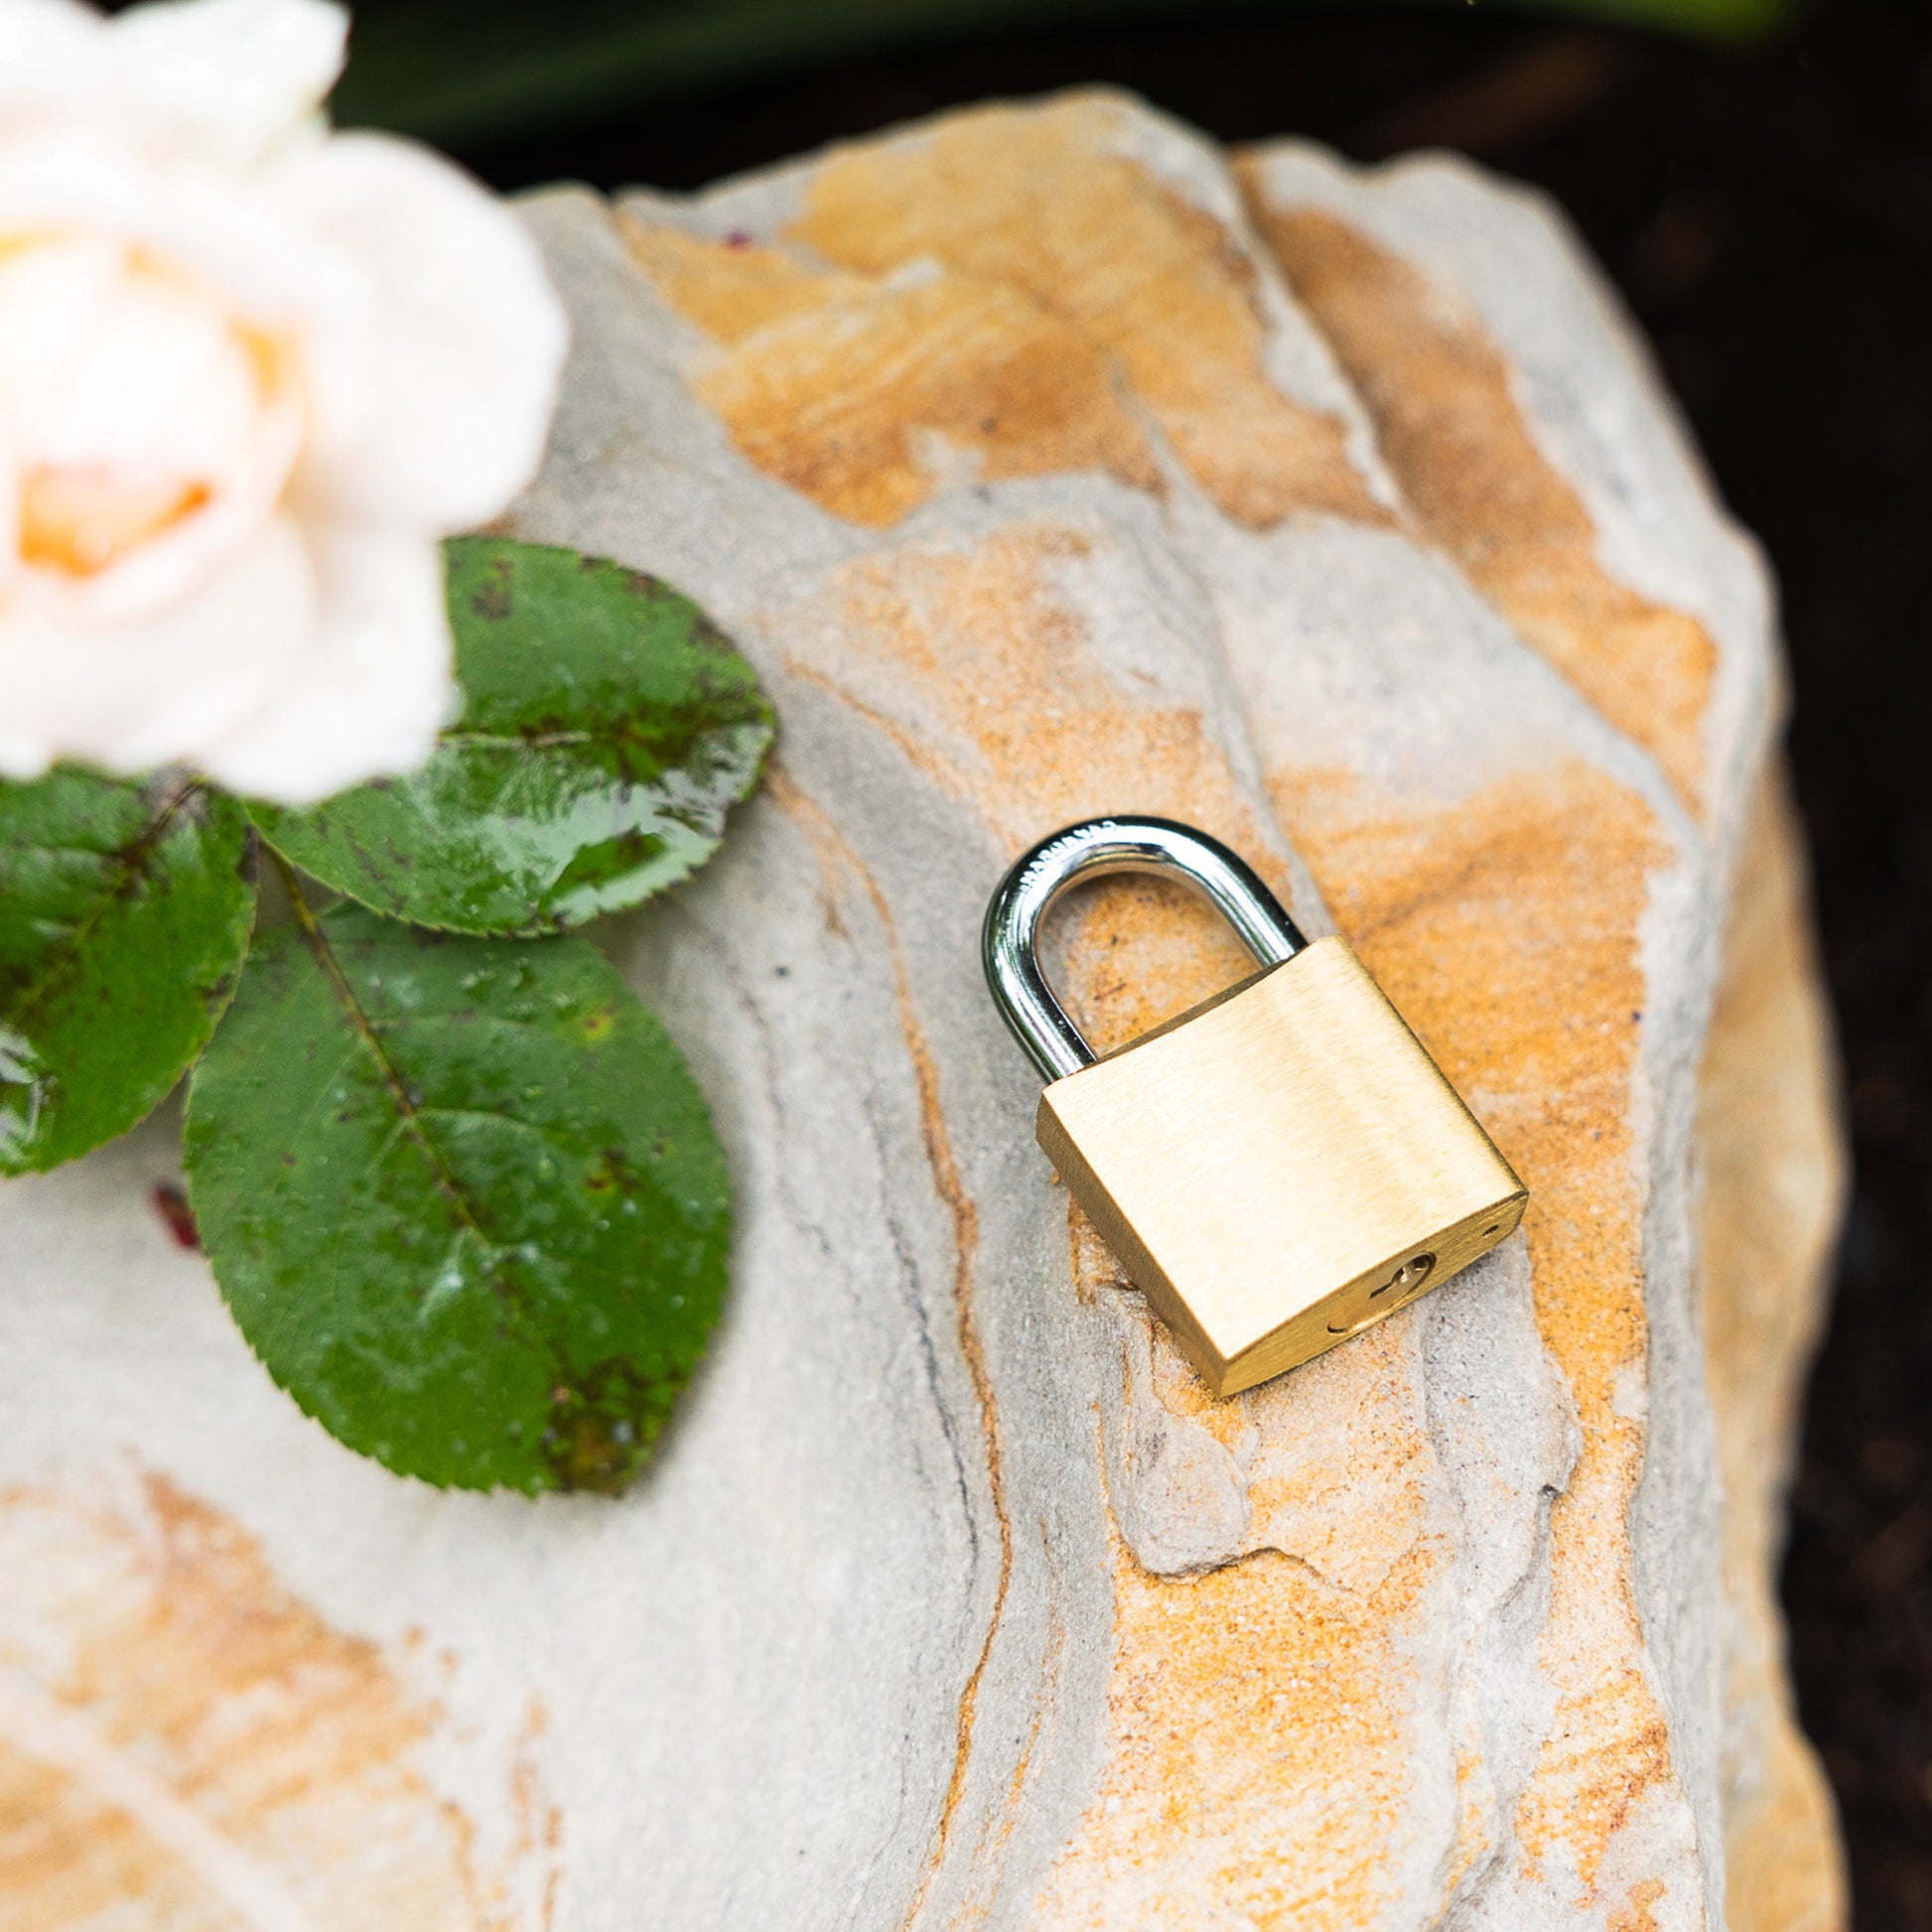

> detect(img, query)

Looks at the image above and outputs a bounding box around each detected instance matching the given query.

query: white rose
[0,0,568,803]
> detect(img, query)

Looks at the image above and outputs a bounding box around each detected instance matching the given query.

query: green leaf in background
[250,538,773,937]
[184,884,731,1494]
[0,769,256,1175]
[332,0,1794,151]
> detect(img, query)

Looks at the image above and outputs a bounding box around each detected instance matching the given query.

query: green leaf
[250,537,773,936]
[0,768,256,1174]
[331,0,1793,151]
[184,883,731,1494]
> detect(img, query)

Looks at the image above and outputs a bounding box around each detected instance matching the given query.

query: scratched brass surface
[1037,935,1527,1396]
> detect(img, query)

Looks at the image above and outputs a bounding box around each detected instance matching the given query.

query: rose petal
[0,0,104,128]
[0,231,306,618]
[275,133,569,531]
[0,729,53,784]
[110,0,345,169]
[0,126,358,326]
[0,510,315,777]
[200,527,452,803]
[0,0,341,167]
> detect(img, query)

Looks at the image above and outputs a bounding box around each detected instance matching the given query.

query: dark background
[429,5,1931,1918]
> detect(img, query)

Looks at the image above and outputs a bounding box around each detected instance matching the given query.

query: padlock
[983,815,1527,1396]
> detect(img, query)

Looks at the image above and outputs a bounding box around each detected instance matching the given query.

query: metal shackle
[982,816,1309,1083]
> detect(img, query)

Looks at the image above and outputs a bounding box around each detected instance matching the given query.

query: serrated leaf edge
[248,709,776,939]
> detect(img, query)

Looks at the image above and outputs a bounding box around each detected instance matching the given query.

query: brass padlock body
[1038,934,1526,1395]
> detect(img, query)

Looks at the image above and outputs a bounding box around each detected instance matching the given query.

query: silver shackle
[982,816,1309,1082]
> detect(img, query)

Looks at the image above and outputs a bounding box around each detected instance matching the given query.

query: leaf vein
[270,856,525,1306]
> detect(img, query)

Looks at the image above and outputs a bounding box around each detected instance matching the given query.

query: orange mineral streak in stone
[621,218,1161,528]
[1032,1535,1441,1931]
[1698,770,1848,1932]
[792,98,1385,531]
[1446,1745,1497,1902]
[1611,1876,1669,1932]
[1245,195,1718,816]
[1276,759,1683,1906]
[1048,871,1268,1061]
[796,526,1278,872]
[0,1475,516,1932]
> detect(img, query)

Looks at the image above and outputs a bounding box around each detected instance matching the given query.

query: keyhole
[1370,1253,1436,1301]
[1327,1253,1437,1334]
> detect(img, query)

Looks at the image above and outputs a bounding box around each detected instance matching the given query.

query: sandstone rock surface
[0,94,1845,1930]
